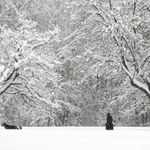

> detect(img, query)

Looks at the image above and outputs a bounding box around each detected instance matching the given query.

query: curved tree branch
[0,69,18,95]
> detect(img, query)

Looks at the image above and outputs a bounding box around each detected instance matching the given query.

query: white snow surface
[0,127,150,150]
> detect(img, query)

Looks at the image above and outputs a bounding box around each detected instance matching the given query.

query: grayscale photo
[0,0,150,149]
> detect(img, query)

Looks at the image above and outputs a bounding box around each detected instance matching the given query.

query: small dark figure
[2,122,22,129]
[105,113,114,130]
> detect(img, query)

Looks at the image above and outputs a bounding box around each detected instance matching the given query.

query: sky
[0,127,150,150]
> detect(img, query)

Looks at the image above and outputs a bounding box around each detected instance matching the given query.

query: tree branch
[0,69,18,95]
[133,2,136,16]
[109,0,112,11]
[113,36,120,47]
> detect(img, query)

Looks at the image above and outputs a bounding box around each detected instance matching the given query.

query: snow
[0,127,150,150]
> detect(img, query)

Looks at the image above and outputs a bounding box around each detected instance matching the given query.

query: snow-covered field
[0,127,150,150]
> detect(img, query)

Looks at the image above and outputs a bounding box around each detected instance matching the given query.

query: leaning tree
[90,0,150,100]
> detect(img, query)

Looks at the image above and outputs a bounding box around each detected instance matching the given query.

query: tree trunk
[121,56,150,100]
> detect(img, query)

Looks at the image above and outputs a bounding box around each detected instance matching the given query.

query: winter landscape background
[0,0,150,127]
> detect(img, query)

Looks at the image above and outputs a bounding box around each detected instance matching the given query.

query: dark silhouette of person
[2,122,22,129]
[105,113,114,130]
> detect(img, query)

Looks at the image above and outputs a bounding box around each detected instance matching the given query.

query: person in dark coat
[105,113,114,130]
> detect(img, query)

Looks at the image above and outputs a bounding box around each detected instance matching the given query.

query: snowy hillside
[0,127,150,150]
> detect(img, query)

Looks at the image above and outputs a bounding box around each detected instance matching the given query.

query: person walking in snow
[105,113,114,130]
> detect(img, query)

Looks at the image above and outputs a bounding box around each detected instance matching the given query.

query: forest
[0,0,150,126]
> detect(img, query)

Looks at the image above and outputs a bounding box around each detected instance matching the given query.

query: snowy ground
[0,127,150,150]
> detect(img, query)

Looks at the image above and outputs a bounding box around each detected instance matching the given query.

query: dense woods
[0,0,150,126]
